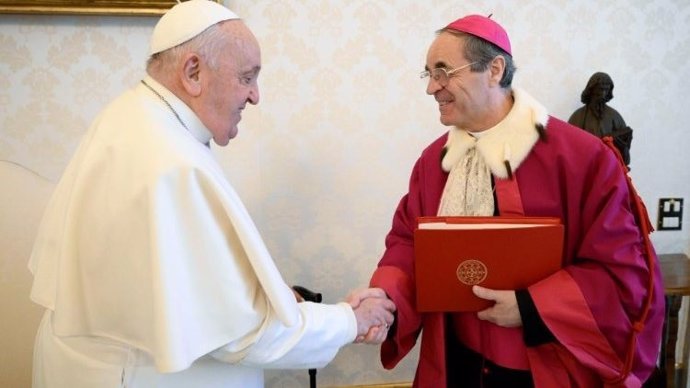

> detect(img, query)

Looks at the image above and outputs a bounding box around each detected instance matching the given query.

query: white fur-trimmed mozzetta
[441,88,549,179]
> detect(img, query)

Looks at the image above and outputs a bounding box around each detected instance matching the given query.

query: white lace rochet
[438,144,494,217]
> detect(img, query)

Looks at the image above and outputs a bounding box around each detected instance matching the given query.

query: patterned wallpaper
[1,0,689,387]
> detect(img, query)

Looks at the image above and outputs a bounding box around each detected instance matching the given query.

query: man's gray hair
[146,22,229,75]
[439,28,516,88]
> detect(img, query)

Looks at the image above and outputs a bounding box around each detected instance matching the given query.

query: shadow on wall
[0,160,54,388]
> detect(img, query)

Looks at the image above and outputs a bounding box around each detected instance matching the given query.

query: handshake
[346,288,396,344]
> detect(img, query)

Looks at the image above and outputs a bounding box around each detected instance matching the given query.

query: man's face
[424,33,490,131]
[197,22,261,146]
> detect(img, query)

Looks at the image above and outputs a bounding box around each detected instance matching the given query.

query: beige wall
[0,162,53,388]
[1,0,689,387]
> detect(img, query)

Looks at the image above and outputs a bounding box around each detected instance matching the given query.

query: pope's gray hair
[146,22,229,75]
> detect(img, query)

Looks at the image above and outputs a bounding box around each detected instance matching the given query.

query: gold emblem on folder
[456,259,487,285]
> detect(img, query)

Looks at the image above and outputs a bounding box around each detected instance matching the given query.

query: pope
[29,1,395,387]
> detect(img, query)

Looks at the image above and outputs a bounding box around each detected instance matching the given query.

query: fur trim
[441,88,550,179]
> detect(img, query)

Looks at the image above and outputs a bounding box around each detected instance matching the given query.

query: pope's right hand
[347,288,396,343]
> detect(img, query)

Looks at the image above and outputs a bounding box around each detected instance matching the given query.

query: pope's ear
[180,53,202,97]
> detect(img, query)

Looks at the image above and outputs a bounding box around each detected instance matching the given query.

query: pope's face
[197,21,261,146]
[424,33,492,132]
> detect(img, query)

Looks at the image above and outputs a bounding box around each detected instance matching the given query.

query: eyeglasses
[420,61,478,87]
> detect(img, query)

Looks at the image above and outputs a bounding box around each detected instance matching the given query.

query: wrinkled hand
[347,288,396,344]
[346,287,387,308]
[473,285,522,328]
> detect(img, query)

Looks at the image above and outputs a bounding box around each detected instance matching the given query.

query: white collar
[140,75,214,146]
[441,88,550,179]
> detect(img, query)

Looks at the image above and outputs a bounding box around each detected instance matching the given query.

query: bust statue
[568,72,633,167]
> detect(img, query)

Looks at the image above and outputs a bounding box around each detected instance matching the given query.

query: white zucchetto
[149,0,240,55]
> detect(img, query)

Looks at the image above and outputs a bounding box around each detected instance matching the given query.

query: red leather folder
[414,216,564,312]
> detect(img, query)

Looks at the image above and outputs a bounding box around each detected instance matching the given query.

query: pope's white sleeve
[209,301,357,369]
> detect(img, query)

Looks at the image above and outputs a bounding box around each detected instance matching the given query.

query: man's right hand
[347,288,396,344]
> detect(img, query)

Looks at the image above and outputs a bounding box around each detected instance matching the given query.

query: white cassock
[29,76,357,388]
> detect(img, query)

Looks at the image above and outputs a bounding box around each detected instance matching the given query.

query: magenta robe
[370,116,663,388]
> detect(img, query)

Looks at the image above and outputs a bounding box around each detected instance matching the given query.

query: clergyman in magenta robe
[368,14,663,388]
